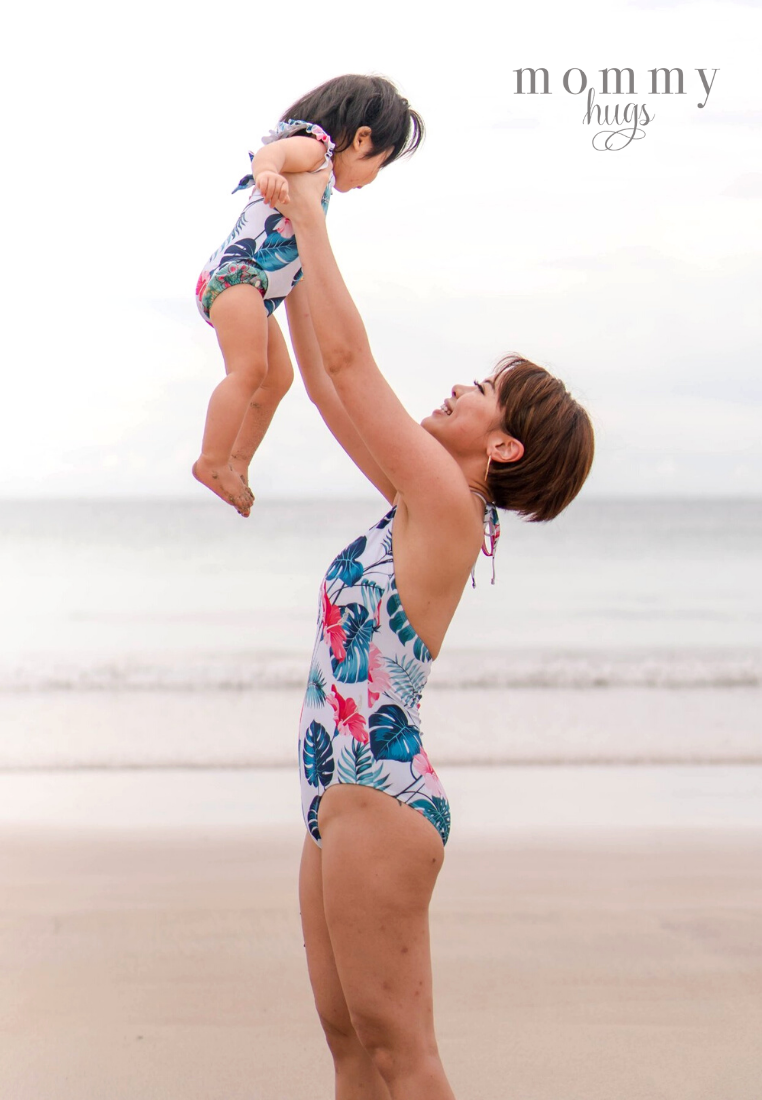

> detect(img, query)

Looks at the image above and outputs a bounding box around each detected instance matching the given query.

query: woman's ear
[352,126,373,151]
[490,434,524,465]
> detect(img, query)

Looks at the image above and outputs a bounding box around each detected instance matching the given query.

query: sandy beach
[2,766,761,1099]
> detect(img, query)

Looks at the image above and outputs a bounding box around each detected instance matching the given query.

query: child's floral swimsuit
[195,119,334,324]
[299,504,452,849]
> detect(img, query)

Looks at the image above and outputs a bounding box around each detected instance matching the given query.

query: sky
[2,0,760,500]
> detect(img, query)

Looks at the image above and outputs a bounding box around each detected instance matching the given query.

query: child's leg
[193,284,268,514]
[229,316,295,489]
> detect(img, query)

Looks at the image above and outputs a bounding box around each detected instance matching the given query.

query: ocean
[1,496,759,769]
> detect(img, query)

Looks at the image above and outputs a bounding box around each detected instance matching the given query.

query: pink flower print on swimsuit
[367,642,392,706]
[412,748,447,799]
[299,507,451,848]
[272,216,294,238]
[322,584,347,663]
[329,686,369,744]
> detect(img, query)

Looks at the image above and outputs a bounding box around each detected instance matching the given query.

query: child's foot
[193,456,254,516]
[229,454,251,492]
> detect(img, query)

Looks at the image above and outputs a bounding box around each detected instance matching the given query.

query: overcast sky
[2,0,760,499]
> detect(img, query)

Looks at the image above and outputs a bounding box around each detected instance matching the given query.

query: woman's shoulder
[395,486,487,572]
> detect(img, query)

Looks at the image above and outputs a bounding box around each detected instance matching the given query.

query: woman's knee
[317,1006,364,1061]
[349,1006,437,1081]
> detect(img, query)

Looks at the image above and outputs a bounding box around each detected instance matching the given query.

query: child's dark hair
[281,74,424,165]
[487,356,595,523]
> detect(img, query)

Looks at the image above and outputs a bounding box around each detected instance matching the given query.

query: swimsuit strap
[469,490,501,587]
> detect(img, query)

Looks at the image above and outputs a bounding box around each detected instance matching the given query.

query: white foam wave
[1,649,759,692]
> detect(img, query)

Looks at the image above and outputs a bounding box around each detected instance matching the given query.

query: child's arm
[251,136,327,207]
[285,281,397,504]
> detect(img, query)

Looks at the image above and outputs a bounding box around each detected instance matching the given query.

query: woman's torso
[299,505,454,839]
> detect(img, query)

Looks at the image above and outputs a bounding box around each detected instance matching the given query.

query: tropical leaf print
[303,720,334,788]
[305,664,327,708]
[263,212,296,238]
[387,584,431,663]
[307,794,322,841]
[331,603,374,684]
[231,210,248,238]
[374,510,394,531]
[368,704,421,762]
[326,536,367,586]
[409,795,451,844]
[253,232,300,271]
[220,238,262,264]
[384,655,427,709]
[337,739,391,791]
[357,580,383,616]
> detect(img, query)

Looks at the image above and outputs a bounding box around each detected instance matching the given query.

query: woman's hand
[276,168,331,224]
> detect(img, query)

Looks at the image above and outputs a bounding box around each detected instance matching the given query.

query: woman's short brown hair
[487,355,594,522]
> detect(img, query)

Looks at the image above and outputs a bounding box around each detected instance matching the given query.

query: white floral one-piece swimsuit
[299,504,450,847]
[195,119,334,324]
[299,495,500,847]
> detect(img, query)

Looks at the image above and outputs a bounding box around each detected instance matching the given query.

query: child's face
[332,127,391,192]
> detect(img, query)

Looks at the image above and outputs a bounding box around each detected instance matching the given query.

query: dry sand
[2,818,761,1099]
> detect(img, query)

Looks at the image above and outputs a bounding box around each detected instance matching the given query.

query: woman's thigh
[317,785,445,1049]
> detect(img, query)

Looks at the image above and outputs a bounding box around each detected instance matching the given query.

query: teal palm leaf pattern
[384,655,427,710]
[307,795,322,841]
[305,664,327,708]
[369,704,421,762]
[337,739,391,791]
[253,233,300,271]
[326,536,367,586]
[303,720,334,788]
[409,795,451,844]
[357,580,383,616]
[387,582,431,663]
[331,603,374,683]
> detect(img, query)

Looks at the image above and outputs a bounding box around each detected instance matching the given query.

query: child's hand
[255,171,289,207]
[277,168,331,222]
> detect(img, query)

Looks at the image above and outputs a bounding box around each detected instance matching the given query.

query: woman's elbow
[323,345,360,379]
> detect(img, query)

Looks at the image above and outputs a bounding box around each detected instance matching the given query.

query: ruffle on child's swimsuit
[232,119,335,194]
[196,262,269,319]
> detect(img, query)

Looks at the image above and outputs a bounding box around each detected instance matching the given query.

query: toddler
[193,74,424,515]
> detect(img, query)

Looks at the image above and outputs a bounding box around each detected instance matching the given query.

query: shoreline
[0,685,759,769]
[2,763,762,834]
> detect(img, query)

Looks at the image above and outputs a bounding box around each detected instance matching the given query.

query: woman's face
[422,377,502,455]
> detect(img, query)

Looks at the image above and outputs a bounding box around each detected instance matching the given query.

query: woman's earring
[485,455,491,481]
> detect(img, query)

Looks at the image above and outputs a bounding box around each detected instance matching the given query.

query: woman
[281,170,594,1100]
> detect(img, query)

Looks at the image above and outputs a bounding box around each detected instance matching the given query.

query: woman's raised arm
[284,281,396,503]
[281,172,472,524]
